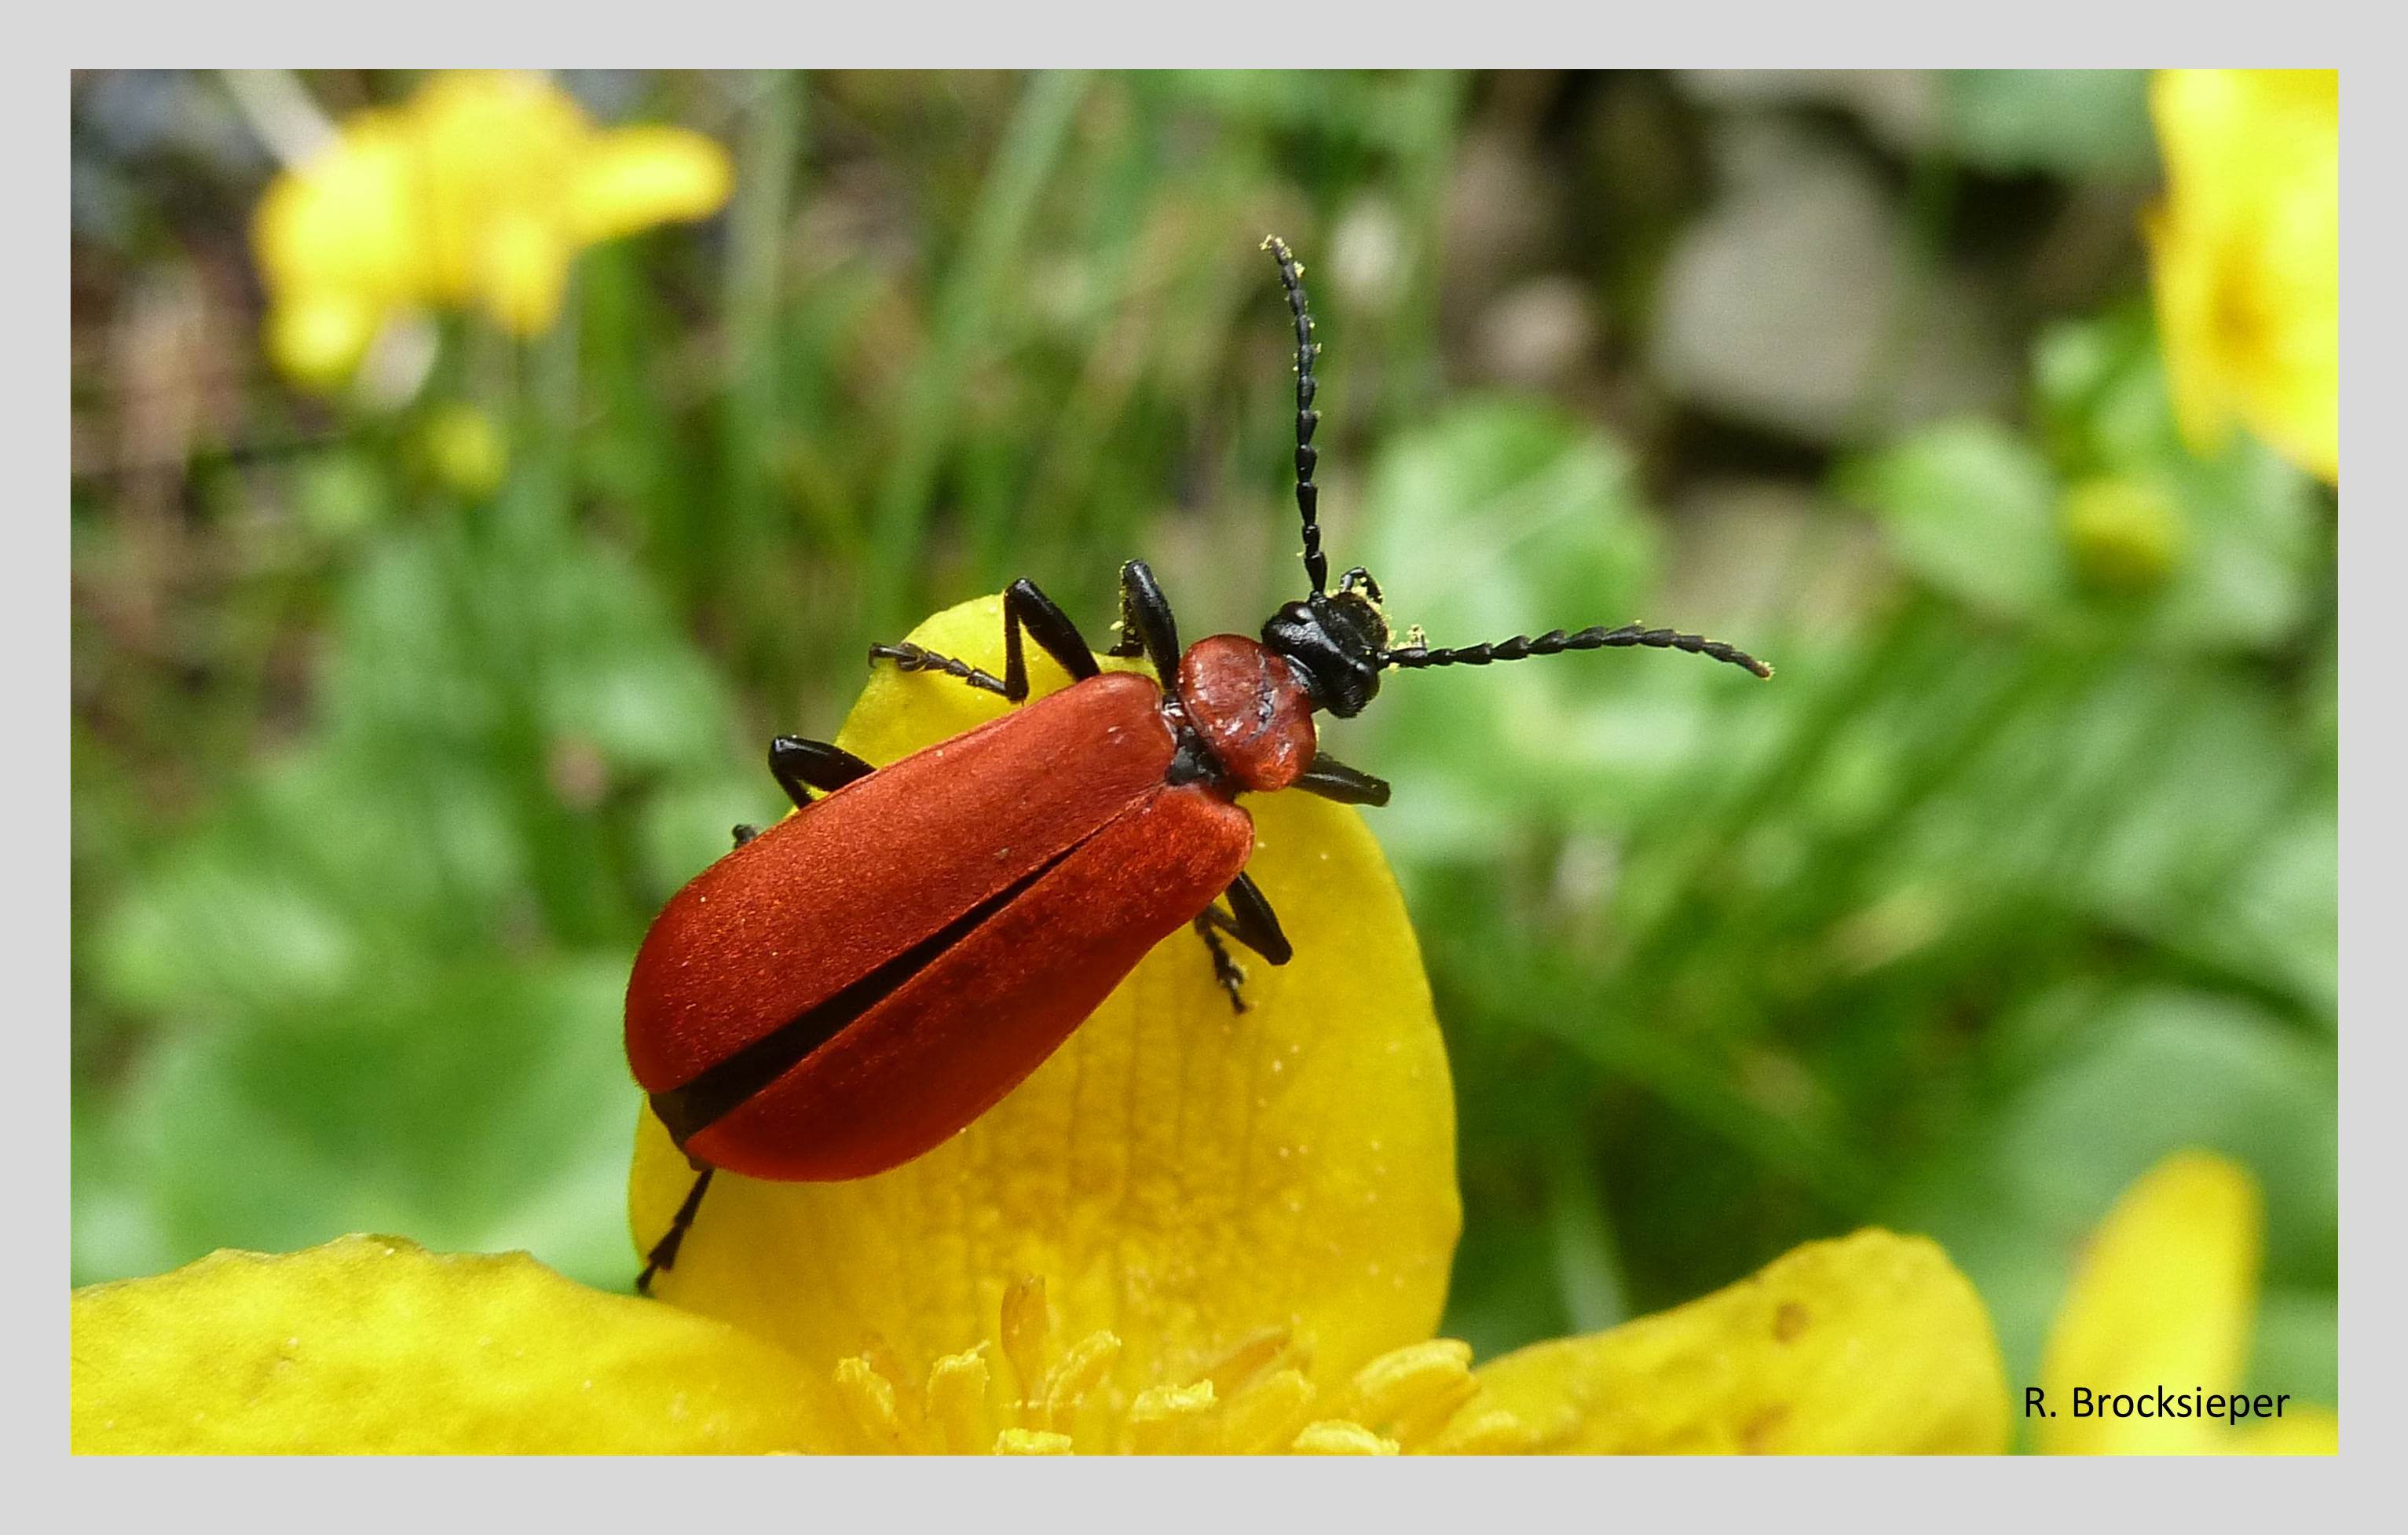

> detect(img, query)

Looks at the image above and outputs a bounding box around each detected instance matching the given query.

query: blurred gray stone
[1661,476,1896,636]
[1444,130,1554,284]
[1477,277,1601,391]
[1680,70,1943,158]
[1649,120,2015,442]
[1330,195,1407,317]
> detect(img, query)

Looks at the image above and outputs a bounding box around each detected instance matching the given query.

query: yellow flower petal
[572,126,735,243]
[475,208,575,336]
[1467,1229,2010,1453]
[405,71,592,309]
[251,109,423,303]
[2233,1405,2339,1456]
[632,593,1459,1409]
[251,110,423,386]
[2038,1151,2265,1455]
[2147,70,2338,483]
[249,71,732,373]
[71,1234,839,1453]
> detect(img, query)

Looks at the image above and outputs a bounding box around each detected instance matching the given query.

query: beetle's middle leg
[869,578,1101,703]
[1191,871,1294,1013]
[1191,914,1250,1013]
[1105,559,1182,681]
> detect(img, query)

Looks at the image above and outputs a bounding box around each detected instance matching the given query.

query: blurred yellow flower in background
[252,71,732,390]
[2037,1150,2337,1454]
[2145,69,2338,485]
[71,599,2012,1455]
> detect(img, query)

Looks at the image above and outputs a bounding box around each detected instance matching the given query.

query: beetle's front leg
[1290,752,1391,807]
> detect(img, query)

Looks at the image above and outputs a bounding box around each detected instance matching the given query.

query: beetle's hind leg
[865,643,1011,698]
[635,1166,716,1297]
[869,578,1102,703]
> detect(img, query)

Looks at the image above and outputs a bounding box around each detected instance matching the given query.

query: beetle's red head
[1261,566,1389,718]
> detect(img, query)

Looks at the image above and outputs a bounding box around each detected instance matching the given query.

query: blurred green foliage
[71,70,2334,1418]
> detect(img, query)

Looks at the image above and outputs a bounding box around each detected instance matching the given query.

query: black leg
[1213,871,1294,966]
[866,642,1010,696]
[1292,753,1392,807]
[635,1166,716,1297]
[1192,913,1249,1014]
[731,822,761,848]
[770,735,876,811]
[1105,560,1182,681]
[870,578,1100,703]
[997,578,1101,700]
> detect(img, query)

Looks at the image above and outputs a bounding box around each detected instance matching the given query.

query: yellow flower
[71,598,2011,1454]
[2145,70,2338,484]
[2036,1151,2337,1455]
[252,71,732,390]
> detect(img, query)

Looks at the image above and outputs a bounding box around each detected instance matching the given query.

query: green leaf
[1839,419,2069,620]
[80,502,741,1290]
[1941,71,2157,179]
[1349,397,1690,857]
[1890,987,2336,1396]
[295,449,393,542]
[91,956,642,1292]
[1857,314,2320,654]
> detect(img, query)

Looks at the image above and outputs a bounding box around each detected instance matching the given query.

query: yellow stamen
[1220,1367,1319,1454]
[1200,1326,1295,1398]
[1349,1337,1477,1445]
[1126,1380,1218,1454]
[1293,1420,1400,1455]
[999,1274,1052,1404]
[926,1346,994,1456]
[1038,1329,1122,1434]
[833,1355,914,1452]
[858,1334,927,1438]
[851,1271,1524,1453]
[1425,1406,1540,1455]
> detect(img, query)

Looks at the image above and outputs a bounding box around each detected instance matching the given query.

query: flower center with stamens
[827,1275,1533,1454]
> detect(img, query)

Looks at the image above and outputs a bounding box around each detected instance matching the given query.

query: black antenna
[1264,236,1328,596]
[1383,624,1774,680]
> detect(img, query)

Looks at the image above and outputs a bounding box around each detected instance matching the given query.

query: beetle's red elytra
[623,236,1773,1294]
[628,675,1244,1185]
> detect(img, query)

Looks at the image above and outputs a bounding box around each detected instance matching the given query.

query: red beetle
[625,237,1771,1291]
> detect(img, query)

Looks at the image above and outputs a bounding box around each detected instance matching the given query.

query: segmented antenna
[1382,625,1775,680]
[1263,235,1328,596]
